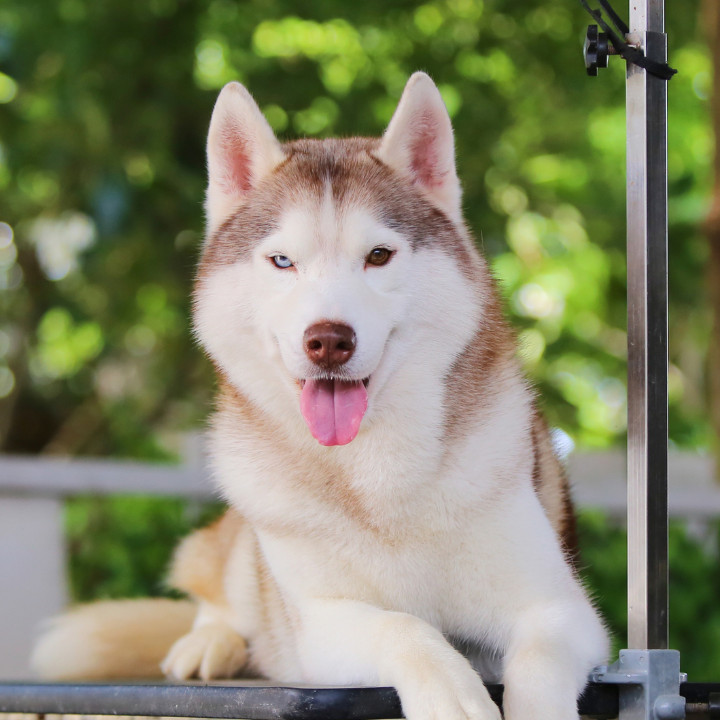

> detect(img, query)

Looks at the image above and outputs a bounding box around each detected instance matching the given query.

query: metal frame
[593,651,685,720]
[0,680,617,719]
[592,2,686,719]
[625,0,669,654]
[1,680,719,718]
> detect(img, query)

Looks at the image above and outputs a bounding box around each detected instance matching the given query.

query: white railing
[0,448,718,680]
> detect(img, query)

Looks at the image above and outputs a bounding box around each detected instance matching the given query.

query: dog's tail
[31,598,196,680]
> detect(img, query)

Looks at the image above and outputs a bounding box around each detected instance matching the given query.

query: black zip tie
[579,0,677,80]
[597,0,628,35]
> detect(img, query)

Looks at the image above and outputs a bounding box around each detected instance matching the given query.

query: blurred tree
[703,0,720,476]
[0,0,712,457]
[1,0,213,458]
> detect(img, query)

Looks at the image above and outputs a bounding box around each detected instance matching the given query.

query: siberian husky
[33,73,608,720]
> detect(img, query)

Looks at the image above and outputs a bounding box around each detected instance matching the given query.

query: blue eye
[270,254,293,269]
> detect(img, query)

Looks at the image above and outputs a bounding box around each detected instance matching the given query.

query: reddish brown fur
[197,137,477,285]
[528,407,579,563]
[442,290,516,443]
[169,509,244,605]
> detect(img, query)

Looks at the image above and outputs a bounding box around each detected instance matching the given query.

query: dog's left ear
[376,73,462,223]
[205,82,285,235]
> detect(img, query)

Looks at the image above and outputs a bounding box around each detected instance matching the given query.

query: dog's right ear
[205,82,285,234]
[376,73,461,224]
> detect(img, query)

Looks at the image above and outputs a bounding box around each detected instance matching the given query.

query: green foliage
[66,496,223,601]
[0,0,712,455]
[578,512,720,681]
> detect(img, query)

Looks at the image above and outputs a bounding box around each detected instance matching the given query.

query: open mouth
[298,378,370,389]
[297,376,370,446]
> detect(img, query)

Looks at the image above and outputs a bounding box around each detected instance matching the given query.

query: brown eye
[366,247,393,267]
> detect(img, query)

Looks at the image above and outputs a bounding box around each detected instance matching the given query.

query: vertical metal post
[625,0,669,650]
[586,8,680,718]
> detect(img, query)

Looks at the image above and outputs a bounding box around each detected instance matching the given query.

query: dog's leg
[296,599,501,720]
[501,602,608,720]
[161,600,248,680]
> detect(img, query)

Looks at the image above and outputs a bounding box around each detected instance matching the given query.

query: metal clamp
[584,25,610,75]
[592,650,686,720]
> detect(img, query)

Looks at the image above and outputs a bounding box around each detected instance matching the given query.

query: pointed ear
[205,82,285,234]
[376,73,462,223]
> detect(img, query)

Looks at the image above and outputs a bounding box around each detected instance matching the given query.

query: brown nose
[304,322,356,369]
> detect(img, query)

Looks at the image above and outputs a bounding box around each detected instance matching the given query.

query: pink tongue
[300,379,368,446]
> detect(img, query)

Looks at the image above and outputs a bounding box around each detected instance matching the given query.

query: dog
[33,73,608,720]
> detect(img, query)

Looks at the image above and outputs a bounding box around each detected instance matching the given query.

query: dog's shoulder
[168,509,245,605]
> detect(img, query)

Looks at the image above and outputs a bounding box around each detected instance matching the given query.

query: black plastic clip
[583,25,609,76]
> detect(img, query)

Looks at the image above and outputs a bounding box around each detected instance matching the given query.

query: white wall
[0,497,67,680]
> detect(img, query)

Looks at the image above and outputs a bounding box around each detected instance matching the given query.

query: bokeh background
[2,0,720,680]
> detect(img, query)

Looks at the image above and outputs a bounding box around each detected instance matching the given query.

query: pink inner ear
[219,128,253,196]
[409,112,447,190]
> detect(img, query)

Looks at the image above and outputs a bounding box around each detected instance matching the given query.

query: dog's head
[194,74,486,446]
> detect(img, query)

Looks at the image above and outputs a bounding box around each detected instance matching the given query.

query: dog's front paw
[395,652,501,720]
[161,622,248,680]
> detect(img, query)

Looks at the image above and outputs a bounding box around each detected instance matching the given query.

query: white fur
[376,72,463,224]
[161,602,247,681]
[189,73,609,720]
[31,599,195,680]
[205,82,285,234]
[34,74,609,720]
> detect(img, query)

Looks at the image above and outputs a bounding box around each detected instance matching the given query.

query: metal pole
[625,0,669,650]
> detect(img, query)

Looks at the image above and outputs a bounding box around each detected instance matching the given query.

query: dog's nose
[304,322,356,368]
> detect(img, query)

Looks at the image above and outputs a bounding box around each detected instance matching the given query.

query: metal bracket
[592,650,686,720]
[584,25,611,75]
